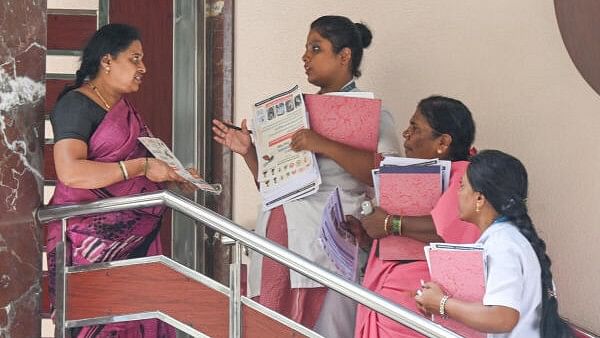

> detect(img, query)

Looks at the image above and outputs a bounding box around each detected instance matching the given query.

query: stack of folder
[373,157,450,260]
[425,243,486,337]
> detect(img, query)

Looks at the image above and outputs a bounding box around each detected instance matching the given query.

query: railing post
[228,241,242,338]
[54,218,68,338]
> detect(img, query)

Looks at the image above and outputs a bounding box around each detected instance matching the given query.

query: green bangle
[391,215,402,236]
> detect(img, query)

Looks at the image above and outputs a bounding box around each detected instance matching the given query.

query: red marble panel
[67,262,228,337]
[47,14,96,50]
[15,41,46,80]
[0,1,45,336]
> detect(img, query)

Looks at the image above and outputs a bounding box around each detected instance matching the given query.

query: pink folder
[378,166,442,261]
[428,246,486,337]
[304,94,381,151]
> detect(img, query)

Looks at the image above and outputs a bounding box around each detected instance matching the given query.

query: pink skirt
[355,241,430,338]
[254,206,327,328]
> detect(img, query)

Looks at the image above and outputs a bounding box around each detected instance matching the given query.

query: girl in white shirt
[415,150,572,338]
[212,15,399,337]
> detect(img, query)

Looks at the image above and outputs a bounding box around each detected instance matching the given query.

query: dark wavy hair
[467,150,573,338]
[310,15,372,77]
[417,96,475,161]
[57,23,141,100]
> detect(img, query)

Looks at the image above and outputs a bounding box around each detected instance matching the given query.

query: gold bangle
[118,161,129,180]
[383,214,392,235]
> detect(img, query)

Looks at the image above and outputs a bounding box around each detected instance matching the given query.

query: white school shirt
[477,221,542,338]
[247,87,400,298]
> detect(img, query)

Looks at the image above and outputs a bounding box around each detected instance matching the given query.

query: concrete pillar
[0,1,46,337]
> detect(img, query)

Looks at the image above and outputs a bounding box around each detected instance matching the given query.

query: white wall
[234,1,600,332]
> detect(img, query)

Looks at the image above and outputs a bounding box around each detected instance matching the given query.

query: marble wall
[0,0,46,337]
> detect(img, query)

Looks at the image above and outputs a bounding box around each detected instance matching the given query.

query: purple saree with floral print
[47,98,175,337]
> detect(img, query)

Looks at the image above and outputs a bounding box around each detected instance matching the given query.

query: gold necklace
[87,82,111,110]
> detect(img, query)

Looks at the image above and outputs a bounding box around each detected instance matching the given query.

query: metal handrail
[37,190,462,338]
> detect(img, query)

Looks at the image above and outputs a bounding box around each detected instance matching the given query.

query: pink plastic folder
[378,165,442,261]
[304,94,381,151]
[427,244,486,338]
[379,165,441,216]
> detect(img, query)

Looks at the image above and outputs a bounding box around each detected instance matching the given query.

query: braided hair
[467,150,573,338]
[310,15,372,77]
[57,23,141,100]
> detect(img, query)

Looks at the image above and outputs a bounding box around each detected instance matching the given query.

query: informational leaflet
[253,85,321,210]
[138,137,222,194]
[318,187,358,281]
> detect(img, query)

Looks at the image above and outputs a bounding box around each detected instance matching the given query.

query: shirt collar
[340,79,357,92]
[477,219,512,244]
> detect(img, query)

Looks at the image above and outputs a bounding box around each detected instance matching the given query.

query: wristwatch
[360,200,374,216]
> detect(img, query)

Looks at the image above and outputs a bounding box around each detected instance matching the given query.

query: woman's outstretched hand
[145,158,185,183]
[169,168,202,194]
[212,119,252,155]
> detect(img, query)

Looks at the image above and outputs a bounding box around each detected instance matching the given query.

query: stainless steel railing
[37,190,462,338]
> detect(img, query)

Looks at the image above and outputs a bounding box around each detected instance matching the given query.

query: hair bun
[354,22,372,48]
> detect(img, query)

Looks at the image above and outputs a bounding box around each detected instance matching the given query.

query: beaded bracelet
[439,294,450,319]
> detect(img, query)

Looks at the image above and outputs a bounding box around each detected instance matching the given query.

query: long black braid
[467,150,573,338]
[57,23,141,100]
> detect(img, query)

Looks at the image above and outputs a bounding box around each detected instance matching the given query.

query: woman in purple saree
[47,24,186,337]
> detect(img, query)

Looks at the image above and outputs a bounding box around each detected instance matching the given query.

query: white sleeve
[482,240,524,312]
[377,108,400,154]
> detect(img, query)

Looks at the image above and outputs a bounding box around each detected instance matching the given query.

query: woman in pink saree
[349,96,480,337]
[47,24,188,337]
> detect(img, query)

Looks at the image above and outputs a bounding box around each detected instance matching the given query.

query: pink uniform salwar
[355,161,480,337]
[255,206,328,328]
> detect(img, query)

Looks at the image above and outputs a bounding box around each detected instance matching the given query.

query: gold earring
[475,204,481,213]
[437,149,443,154]
[105,67,110,74]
